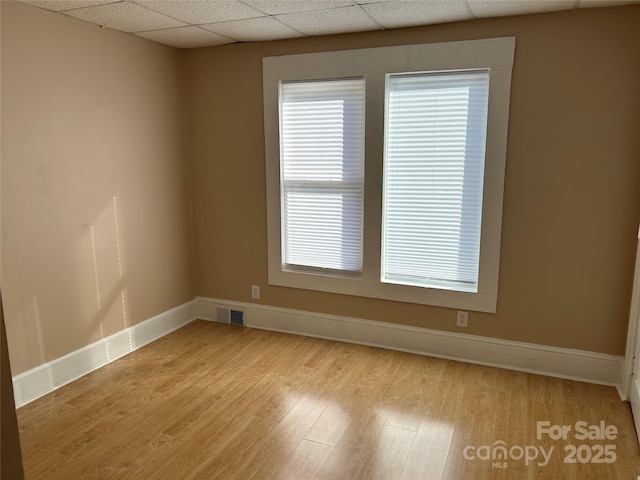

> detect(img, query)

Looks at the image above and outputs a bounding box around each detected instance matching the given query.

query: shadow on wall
[83,195,132,355]
[24,194,132,383]
[9,193,138,405]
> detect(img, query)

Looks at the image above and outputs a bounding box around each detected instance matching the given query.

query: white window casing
[263,37,516,313]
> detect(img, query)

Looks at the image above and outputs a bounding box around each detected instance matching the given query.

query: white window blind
[382,70,490,292]
[280,78,365,274]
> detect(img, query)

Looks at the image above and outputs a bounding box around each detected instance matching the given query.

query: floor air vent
[215,307,244,326]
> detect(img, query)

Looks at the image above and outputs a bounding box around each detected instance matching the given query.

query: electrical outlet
[456,311,468,328]
[251,285,260,300]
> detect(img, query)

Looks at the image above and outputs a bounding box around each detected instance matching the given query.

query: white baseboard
[12,300,197,408]
[197,297,622,387]
[14,296,622,409]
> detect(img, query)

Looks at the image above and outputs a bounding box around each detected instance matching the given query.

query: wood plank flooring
[17,320,640,479]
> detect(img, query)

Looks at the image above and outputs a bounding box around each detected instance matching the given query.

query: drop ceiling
[21,0,640,48]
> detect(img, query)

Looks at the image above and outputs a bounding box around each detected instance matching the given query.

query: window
[263,38,515,313]
[382,70,489,293]
[280,79,365,276]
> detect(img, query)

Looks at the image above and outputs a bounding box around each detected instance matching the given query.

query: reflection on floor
[17,320,640,479]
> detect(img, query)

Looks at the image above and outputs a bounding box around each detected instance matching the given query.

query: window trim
[263,37,516,313]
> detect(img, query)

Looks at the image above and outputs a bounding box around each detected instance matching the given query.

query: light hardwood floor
[17,320,640,479]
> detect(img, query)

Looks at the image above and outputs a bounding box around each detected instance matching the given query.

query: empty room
[2,0,640,478]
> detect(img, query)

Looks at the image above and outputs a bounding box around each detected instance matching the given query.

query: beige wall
[1,1,194,375]
[2,2,638,377]
[184,5,640,356]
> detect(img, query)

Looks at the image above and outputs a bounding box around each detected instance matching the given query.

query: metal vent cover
[215,307,230,324]
[216,307,244,326]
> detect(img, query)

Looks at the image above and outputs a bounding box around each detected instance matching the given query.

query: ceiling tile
[19,0,640,50]
[202,16,304,42]
[467,0,575,18]
[243,0,354,15]
[135,0,265,24]
[22,0,119,11]
[276,5,382,36]
[64,1,186,32]
[362,0,471,28]
[135,25,233,48]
